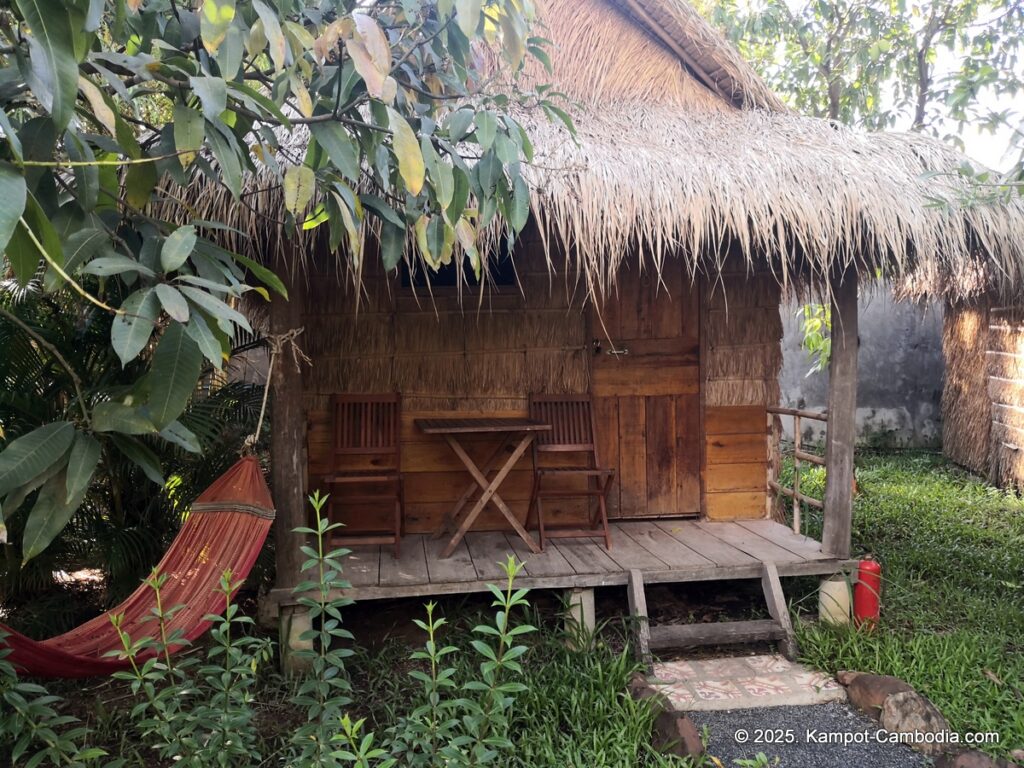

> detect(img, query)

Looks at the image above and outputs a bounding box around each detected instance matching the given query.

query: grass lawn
[790,450,1024,758]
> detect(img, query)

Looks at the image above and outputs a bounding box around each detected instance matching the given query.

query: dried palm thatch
[941,301,991,473]
[176,0,1024,303]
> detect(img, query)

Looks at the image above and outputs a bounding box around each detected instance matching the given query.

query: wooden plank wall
[702,266,783,520]
[303,228,593,534]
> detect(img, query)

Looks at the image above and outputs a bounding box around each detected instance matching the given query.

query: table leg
[440,433,540,558]
[433,436,516,539]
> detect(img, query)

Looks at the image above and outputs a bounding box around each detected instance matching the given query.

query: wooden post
[822,271,858,558]
[268,269,310,672]
[564,587,596,647]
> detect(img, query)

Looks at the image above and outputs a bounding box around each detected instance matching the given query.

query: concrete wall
[778,286,944,448]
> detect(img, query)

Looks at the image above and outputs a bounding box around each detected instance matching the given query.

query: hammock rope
[0,331,305,679]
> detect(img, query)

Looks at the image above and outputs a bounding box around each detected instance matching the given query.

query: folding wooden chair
[527,394,614,550]
[323,394,404,558]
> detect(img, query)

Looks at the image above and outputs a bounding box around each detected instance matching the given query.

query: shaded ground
[691,701,929,768]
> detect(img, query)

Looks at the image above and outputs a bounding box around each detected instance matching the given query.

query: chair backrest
[331,394,401,458]
[529,394,597,453]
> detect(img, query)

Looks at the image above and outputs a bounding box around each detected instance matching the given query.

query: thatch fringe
[941,302,991,474]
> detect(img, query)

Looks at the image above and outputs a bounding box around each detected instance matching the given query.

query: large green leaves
[161,225,197,272]
[147,323,203,429]
[14,0,80,131]
[0,421,74,498]
[0,162,27,254]
[65,432,100,504]
[22,464,88,564]
[111,288,159,366]
[8,193,62,285]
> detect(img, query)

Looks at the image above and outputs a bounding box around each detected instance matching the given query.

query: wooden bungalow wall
[302,234,782,533]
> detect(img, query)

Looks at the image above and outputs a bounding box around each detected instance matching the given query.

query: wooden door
[590,263,701,518]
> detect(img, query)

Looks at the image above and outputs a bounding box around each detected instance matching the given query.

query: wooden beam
[822,272,858,558]
[270,271,308,593]
[761,562,797,660]
[649,620,786,649]
[627,569,653,672]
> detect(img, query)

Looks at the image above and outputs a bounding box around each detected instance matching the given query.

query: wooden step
[649,619,786,650]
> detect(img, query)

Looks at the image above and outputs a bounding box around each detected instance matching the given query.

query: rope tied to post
[242,328,311,455]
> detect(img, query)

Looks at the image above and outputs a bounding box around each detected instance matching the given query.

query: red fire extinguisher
[853,557,882,629]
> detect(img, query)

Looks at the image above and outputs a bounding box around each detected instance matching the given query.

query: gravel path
[689,701,930,767]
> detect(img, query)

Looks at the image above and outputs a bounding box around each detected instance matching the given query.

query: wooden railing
[766,407,828,535]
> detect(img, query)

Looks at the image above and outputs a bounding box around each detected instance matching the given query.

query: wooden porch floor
[338,519,855,600]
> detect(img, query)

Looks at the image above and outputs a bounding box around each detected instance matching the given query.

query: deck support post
[269,268,311,672]
[822,271,858,559]
[279,603,314,673]
[564,587,596,645]
[627,570,653,672]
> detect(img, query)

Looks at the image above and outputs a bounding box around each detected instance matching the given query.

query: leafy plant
[0,0,570,561]
[796,302,830,376]
[0,282,267,634]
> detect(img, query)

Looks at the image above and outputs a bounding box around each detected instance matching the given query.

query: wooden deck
[333,519,856,601]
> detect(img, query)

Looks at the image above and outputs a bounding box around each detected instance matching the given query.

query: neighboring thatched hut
[939,298,1024,490]
[186,0,1024,634]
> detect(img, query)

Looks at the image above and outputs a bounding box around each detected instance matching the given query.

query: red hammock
[0,456,274,679]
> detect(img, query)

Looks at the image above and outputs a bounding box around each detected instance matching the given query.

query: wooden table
[415,418,551,558]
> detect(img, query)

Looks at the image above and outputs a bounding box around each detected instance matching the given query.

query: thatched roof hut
[189,0,1024,303]
[226,0,1024,630]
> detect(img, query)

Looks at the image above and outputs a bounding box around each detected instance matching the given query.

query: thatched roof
[187,0,1024,300]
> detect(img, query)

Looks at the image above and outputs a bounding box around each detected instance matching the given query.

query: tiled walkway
[651,654,846,711]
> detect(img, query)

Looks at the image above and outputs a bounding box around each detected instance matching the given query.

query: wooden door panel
[617,396,647,514]
[589,263,701,519]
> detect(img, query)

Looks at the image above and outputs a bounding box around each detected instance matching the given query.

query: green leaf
[81,254,155,278]
[252,0,286,70]
[230,250,288,298]
[124,158,158,209]
[0,162,27,254]
[0,422,74,498]
[14,0,80,131]
[109,434,164,485]
[147,324,203,429]
[200,0,236,54]
[284,164,316,215]
[65,432,100,504]
[455,0,483,38]
[474,110,498,149]
[310,121,360,181]
[387,108,425,196]
[8,193,63,285]
[509,174,530,231]
[91,402,157,435]
[22,463,85,564]
[179,285,252,333]
[422,137,454,208]
[379,221,405,271]
[173,105,204,168]
[445,109,475,142]
[111,288,159,366]
[190,76,227,120]
[159,421,201,454]
[155,283,190,322]
[206,120,244,198]
[161,225,197,272]
[185,312,223,368]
